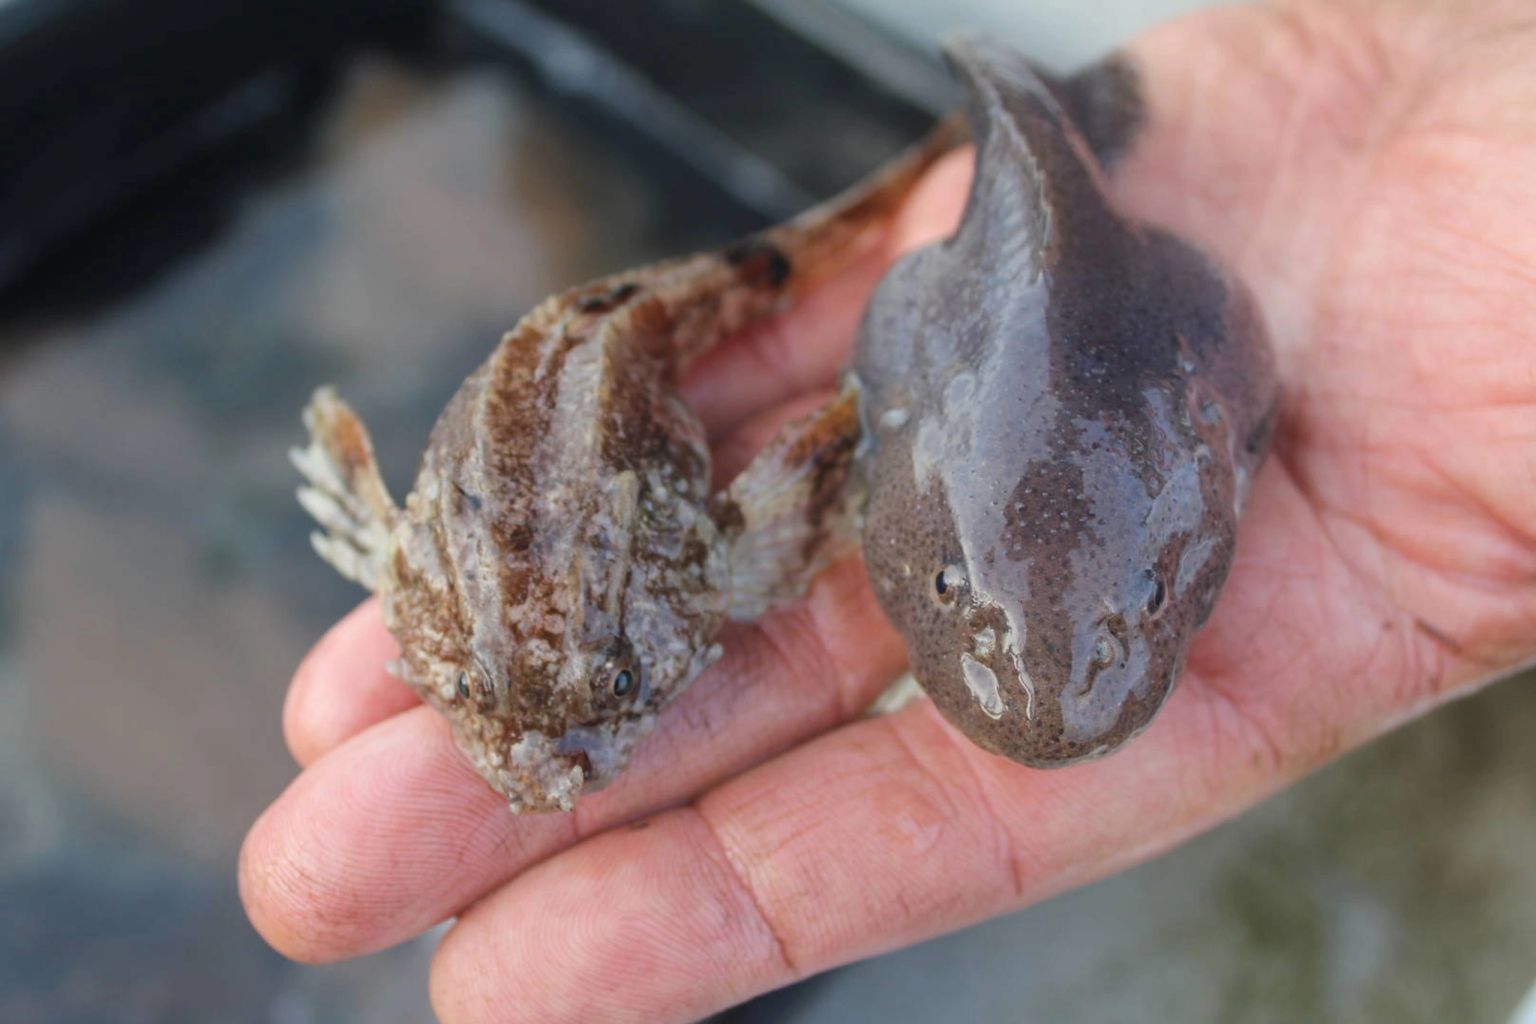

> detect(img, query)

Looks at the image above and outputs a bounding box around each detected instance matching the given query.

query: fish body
[292,124,960,811]
[853,40,1277,763]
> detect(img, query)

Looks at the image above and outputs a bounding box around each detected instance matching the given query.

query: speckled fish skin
[852,40,1278,765]
[292,121,961,813]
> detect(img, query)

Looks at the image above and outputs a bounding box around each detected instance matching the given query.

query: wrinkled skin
[246,3,1536,1021]
[380,345,730,813]
[854,42,1277,764]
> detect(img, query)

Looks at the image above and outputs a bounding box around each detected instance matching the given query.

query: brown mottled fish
[852,39,1277,764]
[292,120,961,812]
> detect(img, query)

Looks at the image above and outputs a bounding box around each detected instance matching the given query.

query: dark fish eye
[1145,570,1168,617]
[456,670,471,700]
[934,565,964,602]
[603,639,642,700]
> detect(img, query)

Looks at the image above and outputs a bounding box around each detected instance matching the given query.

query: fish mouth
[498,730,588,813]
[560,747,593,779]
[554,718,645,789]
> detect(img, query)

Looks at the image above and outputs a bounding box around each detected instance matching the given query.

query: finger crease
[685,803,799,979]
[756,615,850,729]
[884,712,1025,904]
[915,711,1025,903]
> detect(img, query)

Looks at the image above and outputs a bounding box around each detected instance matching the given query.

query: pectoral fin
[291,386,399,591]
[722,388,863,620]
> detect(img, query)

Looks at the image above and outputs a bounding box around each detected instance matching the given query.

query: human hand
[240,2,1536,1019]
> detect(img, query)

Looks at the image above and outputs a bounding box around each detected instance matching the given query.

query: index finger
[282,599,416,767]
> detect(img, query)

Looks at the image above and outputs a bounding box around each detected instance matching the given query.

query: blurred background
[1,1,1534,1022]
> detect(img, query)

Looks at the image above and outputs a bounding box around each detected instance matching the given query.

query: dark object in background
[0,0,431,300]
[448,0,940,216]
[0,0,941,312]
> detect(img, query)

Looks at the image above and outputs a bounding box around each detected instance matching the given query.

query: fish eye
[934,565,965,603]
[602,642,642,700]
[1145,570,1167,618]
[458,663,497,708]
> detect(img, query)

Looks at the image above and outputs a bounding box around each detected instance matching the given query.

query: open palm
[240,2,1536,1020]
